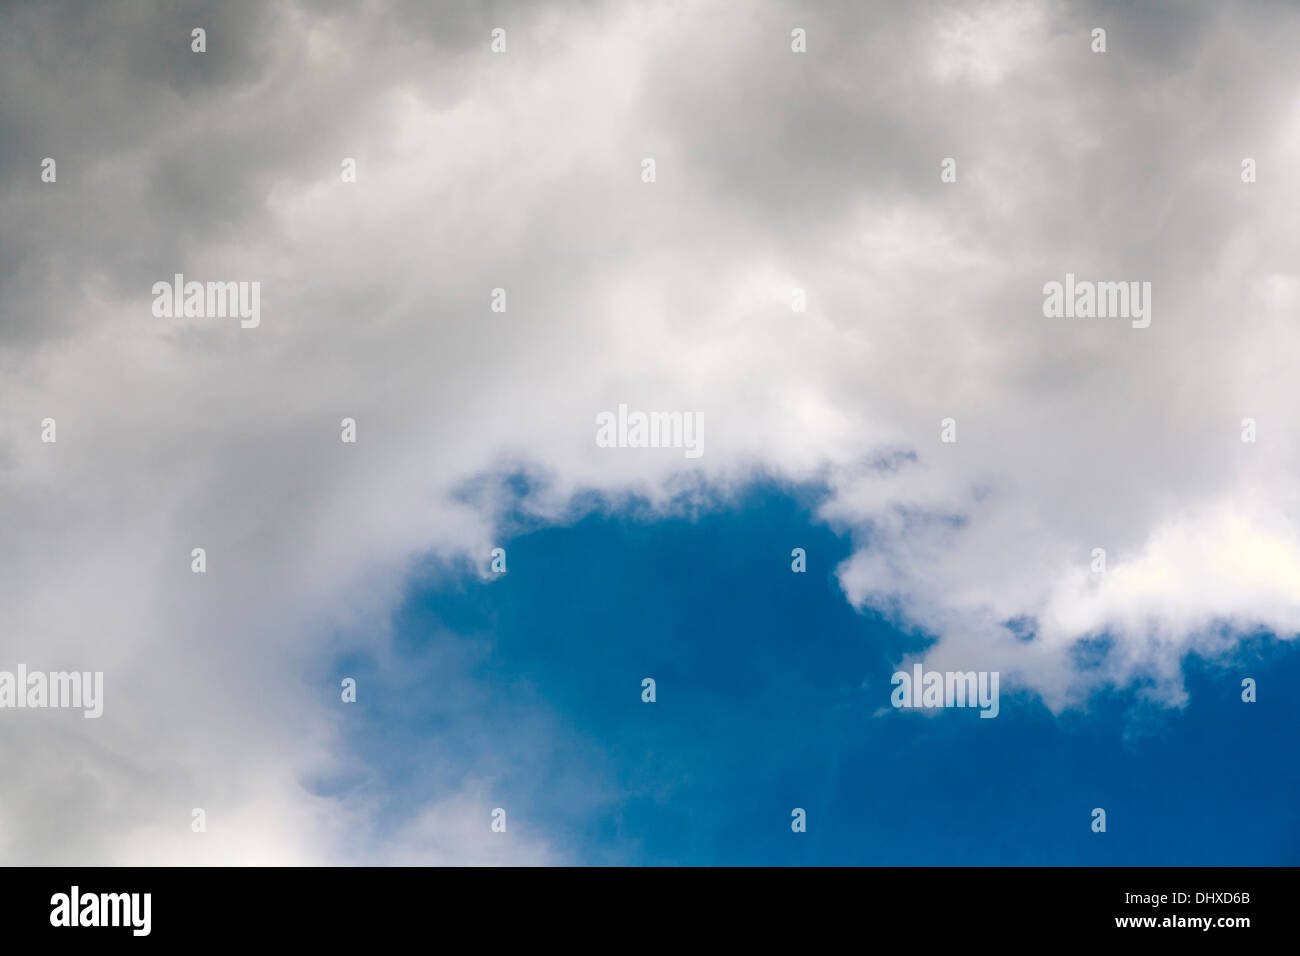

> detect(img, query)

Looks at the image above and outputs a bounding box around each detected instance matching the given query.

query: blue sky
[330,482,1300,866]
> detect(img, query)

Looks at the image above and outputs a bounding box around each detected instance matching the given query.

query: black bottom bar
[6,866,1284,942]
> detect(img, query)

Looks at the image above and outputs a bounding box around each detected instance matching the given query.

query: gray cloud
[1,0,1298,861]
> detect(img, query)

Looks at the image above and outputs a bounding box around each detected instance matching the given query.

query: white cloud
[2,0,1298,862]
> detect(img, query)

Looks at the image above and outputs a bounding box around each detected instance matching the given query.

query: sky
[0,0,1297,864]
[335,483,1300,865]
